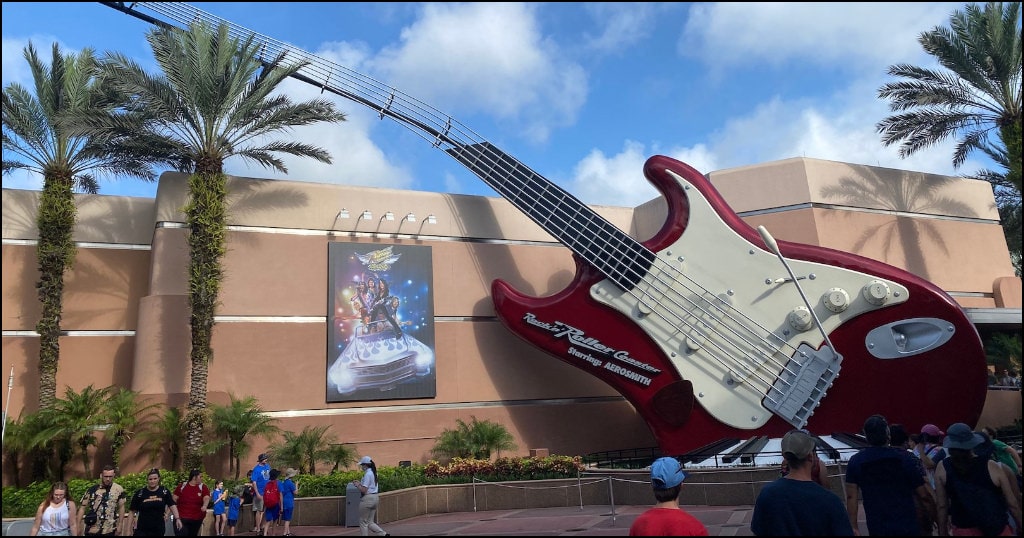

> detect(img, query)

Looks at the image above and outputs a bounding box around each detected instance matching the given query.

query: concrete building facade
[2,156,1021,483]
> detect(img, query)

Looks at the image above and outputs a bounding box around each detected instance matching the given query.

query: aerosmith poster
[326,243,436,402]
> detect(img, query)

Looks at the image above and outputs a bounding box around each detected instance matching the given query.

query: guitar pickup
[764,344,842,429]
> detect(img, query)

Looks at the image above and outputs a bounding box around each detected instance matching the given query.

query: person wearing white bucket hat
[934,423,1022,536]
[351,456,389,536]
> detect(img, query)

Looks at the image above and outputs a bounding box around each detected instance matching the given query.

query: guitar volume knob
[862,280,891,306]
[822,288,850,313]
[787,306,814,332]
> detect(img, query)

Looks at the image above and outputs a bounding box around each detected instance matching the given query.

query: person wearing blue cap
[751,429,853,536]
[628,456,708,536]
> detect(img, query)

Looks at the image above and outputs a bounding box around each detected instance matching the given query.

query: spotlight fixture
[381,211,395,222]
[360,210,373,220]
[402,212,417,223]
[425,214,437,224]
[336,208,350,220]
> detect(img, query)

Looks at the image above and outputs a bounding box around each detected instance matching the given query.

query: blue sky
[2,2,984,207]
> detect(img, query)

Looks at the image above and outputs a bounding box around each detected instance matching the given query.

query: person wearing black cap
[751,429,853,536]
[934,423,1022,536]
[627,456,707,536]
[844,414,936,536]
[249,453,271,533]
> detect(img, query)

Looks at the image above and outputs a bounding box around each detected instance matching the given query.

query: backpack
[263,480,280,510]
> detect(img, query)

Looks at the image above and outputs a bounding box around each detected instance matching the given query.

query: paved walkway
[238,503,870,536]
[3,503,872,536]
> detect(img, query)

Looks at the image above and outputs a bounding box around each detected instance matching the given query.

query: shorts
[227,519,237,528]
[265,505,281,522]
[252,496,264,512]
[280,508,293,522]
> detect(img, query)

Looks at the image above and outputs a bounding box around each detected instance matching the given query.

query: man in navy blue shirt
[751,429,854,536]
[845,415,937,535]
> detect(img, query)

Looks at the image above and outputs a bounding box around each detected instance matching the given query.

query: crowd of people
[627,416,1022,537]
[745,416,1022,537]
[28,453,308,537]
[26,422,1022,537]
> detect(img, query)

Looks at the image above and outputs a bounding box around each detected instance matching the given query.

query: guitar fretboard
[112,1,655,291]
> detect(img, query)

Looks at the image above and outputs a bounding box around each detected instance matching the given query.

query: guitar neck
[117,2,654,290]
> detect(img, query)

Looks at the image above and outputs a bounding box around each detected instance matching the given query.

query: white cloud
[680,3,962,73]
[367,2,588,144]
[580,3,659,53]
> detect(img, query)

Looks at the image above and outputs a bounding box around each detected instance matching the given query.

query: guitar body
[492,155,987,455]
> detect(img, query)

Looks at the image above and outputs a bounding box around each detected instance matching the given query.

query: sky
[2,2,988,208]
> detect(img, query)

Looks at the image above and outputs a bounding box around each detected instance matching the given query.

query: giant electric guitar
[104,2,989,455]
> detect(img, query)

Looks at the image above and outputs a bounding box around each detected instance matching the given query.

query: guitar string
[140,2,829,420]
[142,1,815,414]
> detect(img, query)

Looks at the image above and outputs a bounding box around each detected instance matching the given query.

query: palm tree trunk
[183,171,228,472]
[35,177,77,409]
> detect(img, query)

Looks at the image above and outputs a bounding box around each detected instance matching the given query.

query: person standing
[79,465,126,537]
[172,469,211,536]
[889,423,936,535]
[261,469,282,537]
[981,426,1022,479]
[30,481,78,537]
[351,456,390,537]
[935,423,1022,536]
[279,468,299,536]
[916,423,947,488]
[250,453,271,533]
[844,414,936,536]
[751,429,853,536]
[211,480,226,537]
[627,456,707,536]
[779,429,829,488]
[226,487,242,537]
[128,469,181,537]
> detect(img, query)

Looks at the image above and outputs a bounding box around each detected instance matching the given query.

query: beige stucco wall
[2,156,1019,484]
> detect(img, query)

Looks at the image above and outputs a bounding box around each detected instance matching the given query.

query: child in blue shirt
[212,480,226,536]
[226,487,242,536]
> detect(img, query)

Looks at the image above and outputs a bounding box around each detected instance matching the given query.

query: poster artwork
[326,243,436,402]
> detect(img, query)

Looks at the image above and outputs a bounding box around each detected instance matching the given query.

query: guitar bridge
[763,344,842,429]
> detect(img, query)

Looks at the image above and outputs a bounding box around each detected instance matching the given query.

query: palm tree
[430,416,518,461]
[208,394,280,479]
[104,387,162,470]
[266,431,306,473]
[325,443,358,474]
[467,417,518,460]
[431,418,475,461]
[876,1,1022,272]
[138,406,185,470]
[89,20,346,471]
[290,425,337,475]
[2,412,35,488]
[34,384,110,478]
[2,42,161,410]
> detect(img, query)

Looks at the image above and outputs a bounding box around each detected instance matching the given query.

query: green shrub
[3,455,584,518]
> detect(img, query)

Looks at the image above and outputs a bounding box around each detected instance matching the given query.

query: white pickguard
[589,169,908,429]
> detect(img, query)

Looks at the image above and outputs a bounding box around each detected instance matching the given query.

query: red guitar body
[492,155,988,455]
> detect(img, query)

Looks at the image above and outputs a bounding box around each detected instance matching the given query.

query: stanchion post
[607,476,616,523]
[472,477,477,512]
[577,470,583,511]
